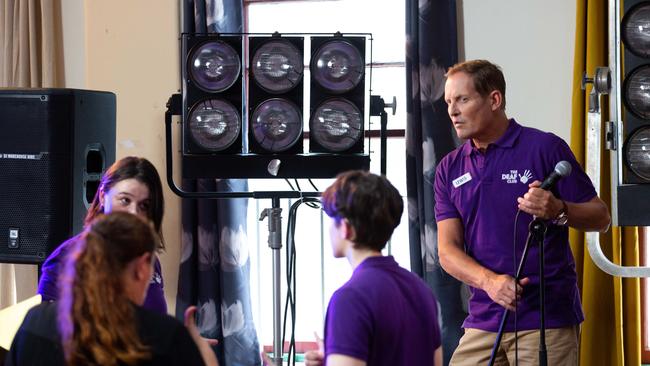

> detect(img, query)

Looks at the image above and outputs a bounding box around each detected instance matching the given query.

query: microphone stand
[488,218,548,366]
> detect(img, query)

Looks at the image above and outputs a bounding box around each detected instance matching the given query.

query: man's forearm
[438,240,495,290]
[565,198,610,232]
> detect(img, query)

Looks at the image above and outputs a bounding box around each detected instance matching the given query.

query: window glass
[247,0,405,63]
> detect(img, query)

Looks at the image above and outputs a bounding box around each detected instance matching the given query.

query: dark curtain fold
[405,1,466,365]
[176,1,259,366]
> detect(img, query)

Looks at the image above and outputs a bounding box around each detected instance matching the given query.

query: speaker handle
[83,143,105,208]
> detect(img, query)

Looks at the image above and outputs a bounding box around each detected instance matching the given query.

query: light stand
[369,95,396,176]
[259,199,283,366]
[488,217,548,366]
[166,92,394,365]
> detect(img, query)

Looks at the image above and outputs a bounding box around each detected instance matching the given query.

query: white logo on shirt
[452,172,472,188]
[150,271,162,285]
[519,170,532,184]
[501,169,533,184]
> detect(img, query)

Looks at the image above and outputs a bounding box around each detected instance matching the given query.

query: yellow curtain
[0,0,64,310]
[571,0,641,365]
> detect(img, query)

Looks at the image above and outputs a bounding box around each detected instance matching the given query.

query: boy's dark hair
[447,59,507,109]
[322,170,403,251]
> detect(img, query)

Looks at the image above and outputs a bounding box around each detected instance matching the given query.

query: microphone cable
[512,208,523,366]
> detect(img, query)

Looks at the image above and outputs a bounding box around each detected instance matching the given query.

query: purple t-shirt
[434,120,596,332]
[37,234,168,314]
[324,256,441,365]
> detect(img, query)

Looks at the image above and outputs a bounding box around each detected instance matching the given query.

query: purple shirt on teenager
[37,234,168,314]
[434,119,596,332]
[324,256,441,365]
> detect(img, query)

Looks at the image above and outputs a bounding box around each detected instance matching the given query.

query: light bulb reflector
[188,99,241,151]
[189,40,241,92]
[311,40,364,93]
[310,98,362,152]
[622,3,650,58]
[251,98,302,152]
[624,65,650,120]
[252,39,303,93]
[626,126,650,181]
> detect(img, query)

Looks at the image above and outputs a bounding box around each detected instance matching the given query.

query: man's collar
[461,119,521,156]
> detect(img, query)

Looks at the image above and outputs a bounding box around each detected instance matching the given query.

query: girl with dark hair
[7,212,217,366]
[38,156,168,313]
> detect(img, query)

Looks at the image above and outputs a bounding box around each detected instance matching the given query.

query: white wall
[459,0,577,142]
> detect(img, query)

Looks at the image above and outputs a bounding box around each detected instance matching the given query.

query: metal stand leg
[260,197,283,366]
[488,218,547,366]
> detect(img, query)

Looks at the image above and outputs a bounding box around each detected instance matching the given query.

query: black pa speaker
[0,88,116,264]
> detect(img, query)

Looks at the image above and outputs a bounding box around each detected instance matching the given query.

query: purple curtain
[405,1,467,364]
[176,1,260,366]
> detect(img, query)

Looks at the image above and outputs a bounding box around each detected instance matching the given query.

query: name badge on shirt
[452,172,472,188]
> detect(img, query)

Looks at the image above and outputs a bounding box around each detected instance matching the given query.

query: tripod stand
[488,217,548,366]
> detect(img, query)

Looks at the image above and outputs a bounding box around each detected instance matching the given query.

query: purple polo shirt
[38,234,168,314]
[434,119,596,332]
[324,256,441,365]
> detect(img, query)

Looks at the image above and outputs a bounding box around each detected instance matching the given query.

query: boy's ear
[342,219,356,241]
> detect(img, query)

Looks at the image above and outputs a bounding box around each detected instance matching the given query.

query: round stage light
[189,41,241,92]
[252,39,303,93]
[310,98,362,152]
[188,99,240,151]
[251,98,302,152]
[623,65,650,120]
[625,126,650,181]
[622,2,650,58]
[311,40,364,93]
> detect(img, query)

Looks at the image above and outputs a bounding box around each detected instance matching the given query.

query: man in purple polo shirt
[435,60,610,365]
[304,171,442,366]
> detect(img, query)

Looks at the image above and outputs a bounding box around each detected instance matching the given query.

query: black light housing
[620,1,650,184]
[183,34,243,154]
[309,36,365,153]
[249,36,304,154]
[177,33,371,179]
[610,0,650,226]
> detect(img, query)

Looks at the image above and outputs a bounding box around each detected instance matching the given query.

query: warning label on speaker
[0,153,43,160]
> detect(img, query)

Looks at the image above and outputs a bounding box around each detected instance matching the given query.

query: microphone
[539,161,572,190]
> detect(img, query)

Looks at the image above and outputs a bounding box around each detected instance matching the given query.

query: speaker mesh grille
[0,155,70,263]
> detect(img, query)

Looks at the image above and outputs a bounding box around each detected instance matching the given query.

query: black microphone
[539,161,572,190]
